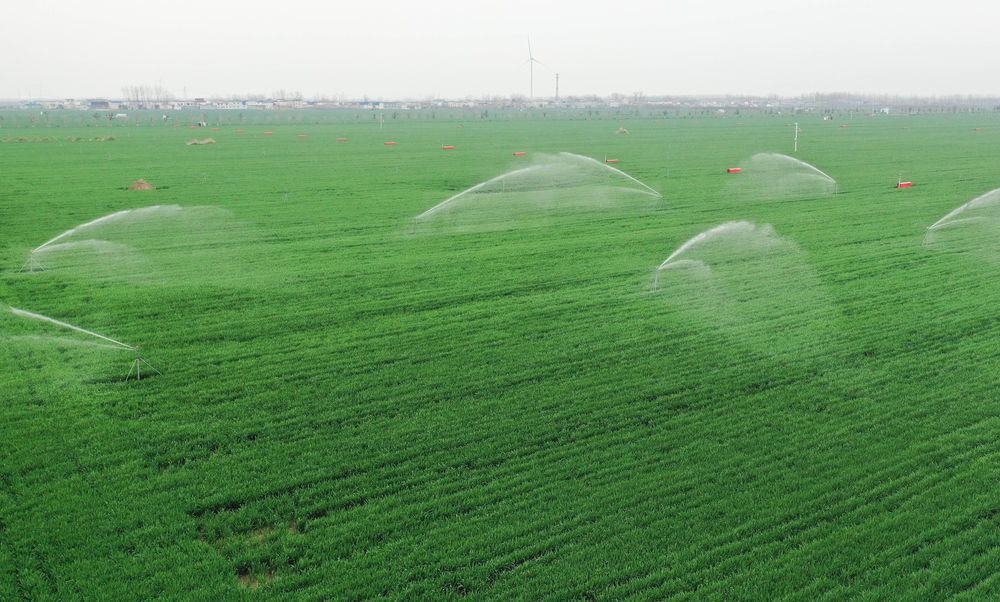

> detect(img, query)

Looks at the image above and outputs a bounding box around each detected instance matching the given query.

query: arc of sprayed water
[33,209,135,252]
[32,205,182,252]
[414,166,545,220]
[559,153,661,197]
[415,153,661,223]
[805,163,836,184]
[928,189,1000,230]
[8,306,136,350]
[656,221,754,270]
[4,335,124,350]
[927,216,987,232]
[757,153,836,184]
[652,222,757,291]
[653,259,708,291]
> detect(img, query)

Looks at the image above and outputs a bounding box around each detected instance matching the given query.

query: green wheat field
[3,109,1000,598]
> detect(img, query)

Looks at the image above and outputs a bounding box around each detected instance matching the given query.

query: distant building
[274,99,308,109]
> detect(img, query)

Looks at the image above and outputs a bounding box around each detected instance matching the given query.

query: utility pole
[555,73,560,100]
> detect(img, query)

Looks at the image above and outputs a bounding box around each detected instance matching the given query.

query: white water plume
[33,210,131,252]
[21,205,264,287]
[732,153,838,200]
[654,222,786,291]
[413,152,661,228]
[927,216,988,231]
[923,188,1000,252]
[7,306,135,350]
[33,205,183,252]
[657,259,709,272]
[927,188,1000,231]
[35,239,134,256]
[558,152,661,197]
[26,239,150,282]
[3,334,124,351]
[652,222,843,365]
[415,166,545,220]
[764,153,836,184]
[657,222,760,270]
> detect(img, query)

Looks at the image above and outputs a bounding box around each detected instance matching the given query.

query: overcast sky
[4,0,999,100]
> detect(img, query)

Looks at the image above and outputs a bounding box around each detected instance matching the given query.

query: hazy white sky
[5,0,999,99]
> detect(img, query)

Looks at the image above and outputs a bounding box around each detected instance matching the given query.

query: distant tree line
[120,84,174,109]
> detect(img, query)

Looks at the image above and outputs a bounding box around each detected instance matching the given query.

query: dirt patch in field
[247,527,274,545]
[246,521,300,543]
[128,179,155,191]
[0,135,119,143]
[238,571,274,590]
[186,138,216,146]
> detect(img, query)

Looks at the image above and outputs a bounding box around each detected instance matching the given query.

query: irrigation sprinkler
[793,122,800,153]
[8,305,162,380]
[124,346,163,381]
[18,251,44,273]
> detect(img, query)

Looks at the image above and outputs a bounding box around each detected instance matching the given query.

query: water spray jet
[653,223,769,291]
[559,153,660,197]
[412,153,661,232]
[8,305,162,380]
[734,154,837,200]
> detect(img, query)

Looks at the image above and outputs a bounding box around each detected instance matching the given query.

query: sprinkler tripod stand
[125,346,163,381]
[18,251,44,273]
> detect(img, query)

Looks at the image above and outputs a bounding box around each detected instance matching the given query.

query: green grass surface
[2,111,1000,598]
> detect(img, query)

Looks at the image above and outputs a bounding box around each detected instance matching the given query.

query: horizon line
[5,91,1000,104]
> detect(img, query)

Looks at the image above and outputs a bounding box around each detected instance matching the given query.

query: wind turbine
[526,36,545,99]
